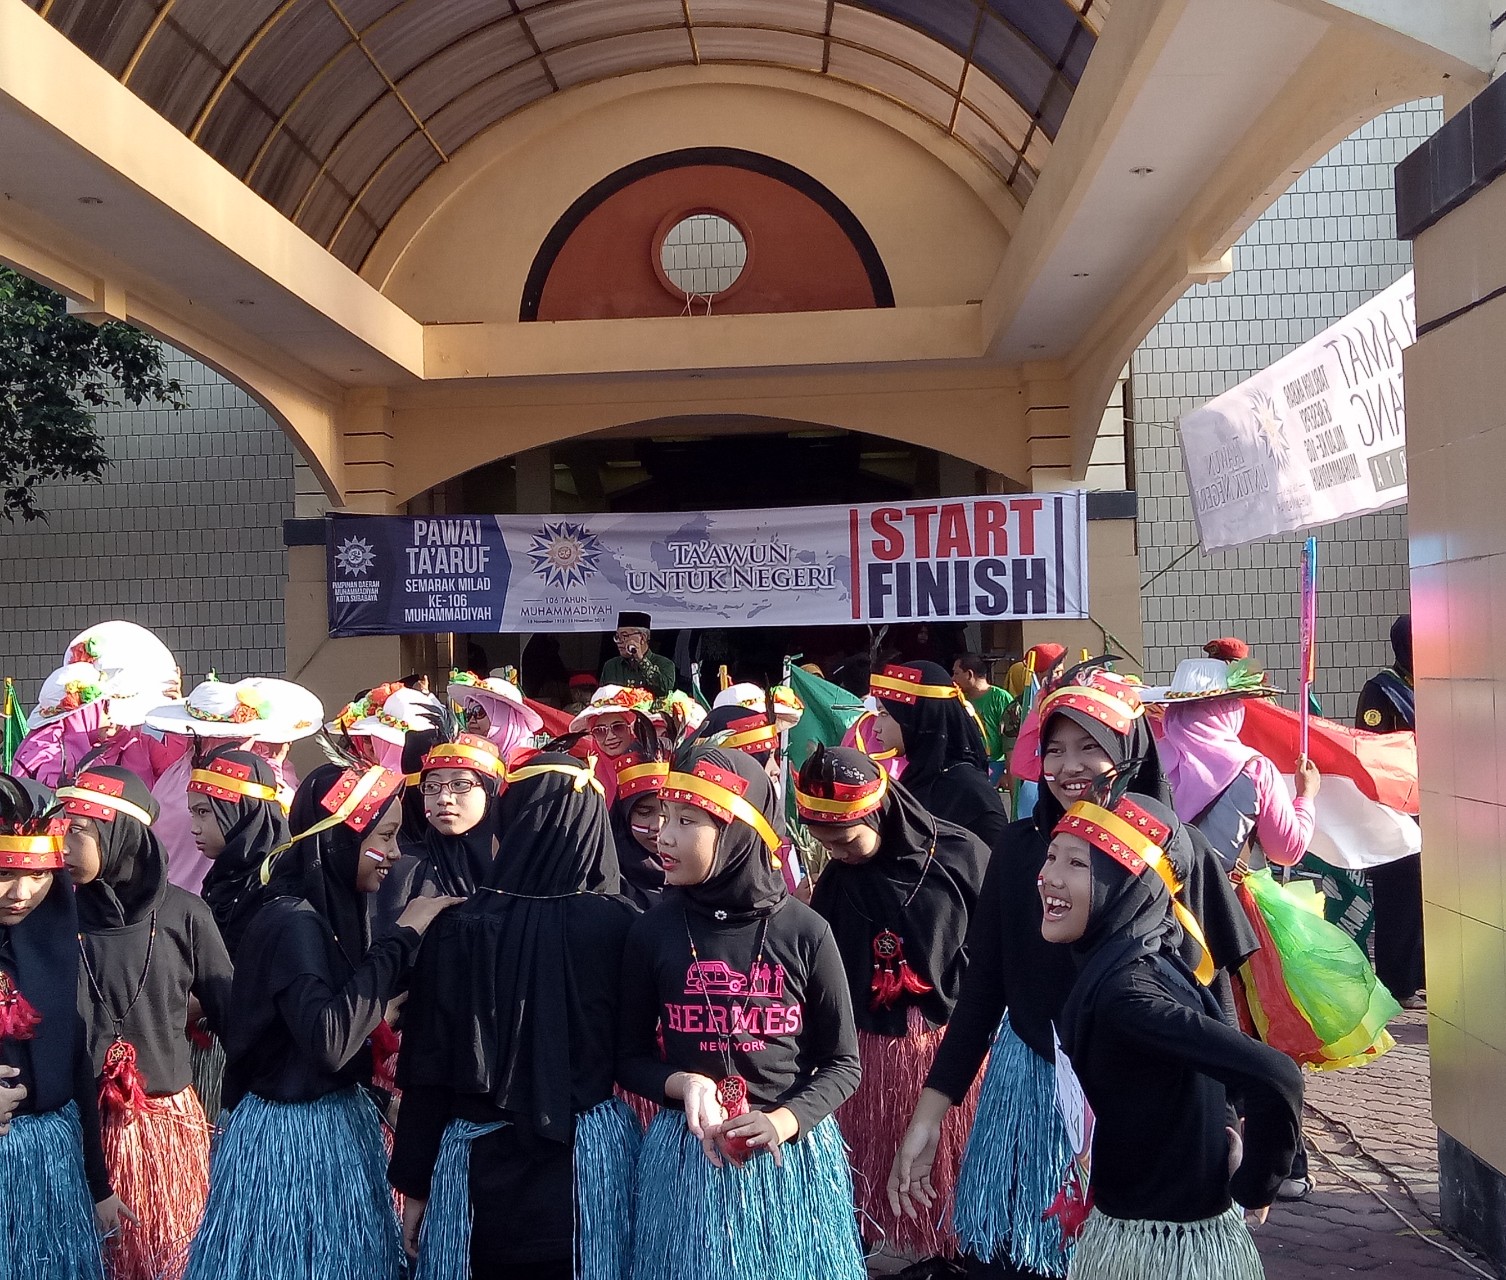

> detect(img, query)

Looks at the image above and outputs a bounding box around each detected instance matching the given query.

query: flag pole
[1298,536,1319,761]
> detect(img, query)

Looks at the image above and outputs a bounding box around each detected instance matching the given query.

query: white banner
[1178,271,1414,552]
[327,493,1089,635]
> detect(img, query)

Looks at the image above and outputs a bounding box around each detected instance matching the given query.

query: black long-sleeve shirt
[926,819,1078,1098]
[910,766,1010,852]
[78,885,233,1097]
[617,897,860,1136]
[222,900,420,1110]
[1073,957,1303,1220]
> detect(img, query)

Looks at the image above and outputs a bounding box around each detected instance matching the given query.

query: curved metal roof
[29,0,1106,269]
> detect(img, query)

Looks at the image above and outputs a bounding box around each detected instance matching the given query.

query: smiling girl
[60,766,233,1280]
[183,764,461,1280]
[412,734,504,898]
[618,746,866,1280]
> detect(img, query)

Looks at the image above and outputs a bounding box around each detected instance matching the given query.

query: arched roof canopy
[28,0,1106,268]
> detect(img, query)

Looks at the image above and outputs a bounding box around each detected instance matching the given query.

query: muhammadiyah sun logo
[334,536,377,577]
[528,521,602,590]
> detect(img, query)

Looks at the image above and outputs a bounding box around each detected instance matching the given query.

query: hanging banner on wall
[1177,271,1414,552]
[325,493,1088,636]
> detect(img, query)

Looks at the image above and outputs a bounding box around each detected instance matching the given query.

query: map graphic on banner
[326,493,1088,636]
[1177,271,1414,552]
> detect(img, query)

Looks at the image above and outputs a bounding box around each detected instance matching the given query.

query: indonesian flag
[524,697,574,741]
[1238,699,1420,870]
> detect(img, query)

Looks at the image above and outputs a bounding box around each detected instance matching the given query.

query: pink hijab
[1156,699,1258,821]
[11,703,158,789]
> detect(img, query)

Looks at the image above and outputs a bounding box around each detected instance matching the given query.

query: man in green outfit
[952,652,1014,785]
[600,611,677,698]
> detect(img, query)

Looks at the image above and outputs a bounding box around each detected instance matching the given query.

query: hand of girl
[672,1073,727,1154]
[402,1196,426,1260]
[890,1087,950,1220]
[94,1194,138,1236]
[396,895,467,935]
[1295,755,1321,799]
[0,1066,26,1135]
[1226,1124,1244,1178]
[716,1107,799,1168]
[1246,1204,1271,1226]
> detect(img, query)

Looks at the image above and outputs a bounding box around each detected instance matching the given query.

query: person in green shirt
[600,611,677,699]
[952,653,1014,785]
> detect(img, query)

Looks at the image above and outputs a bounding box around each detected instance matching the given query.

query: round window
[658,213,747,297]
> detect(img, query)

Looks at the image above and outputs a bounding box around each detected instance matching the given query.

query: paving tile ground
[868,1010,1498,1278]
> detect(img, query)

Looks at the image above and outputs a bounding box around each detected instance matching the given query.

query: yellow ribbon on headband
[793,769,889,820]
[259,765,393,886]
[189,768,280,803]
[718,722,779,752]
[664,771,781,854]
[869,672,962,701]
[0,835,63,856]
[1037,684,1144,725]
[56,785,156,828]
[505,760,605,796]
[1081,804,1216,987]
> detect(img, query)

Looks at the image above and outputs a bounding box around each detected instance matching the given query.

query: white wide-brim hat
[144,676,324,743]
[568,685,655,734]
[713,681,803,730]
[346,687,444,746]
[448,678,544,735]
[1139,657,1283,705]
[65,621,180,728]
[27,662,109,731]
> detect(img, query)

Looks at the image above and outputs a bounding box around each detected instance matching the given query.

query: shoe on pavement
[1277,1176,1314,1201]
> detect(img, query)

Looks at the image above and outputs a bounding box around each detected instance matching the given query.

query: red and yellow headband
[662,759,780,854]
[1037,676,1144,737]
[188,756,279,805]
[0,819,67,872]
[260,764,404,884]
[57,772,154,827]
[869,664,963,706]
[616,754,669,801]
[421,734,503,779]
[1054,797,1214,985]
[794,768,888,825]
[716,713,779,756]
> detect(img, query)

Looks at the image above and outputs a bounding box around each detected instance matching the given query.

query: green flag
[2,679,28,771]
[785,664,865,771]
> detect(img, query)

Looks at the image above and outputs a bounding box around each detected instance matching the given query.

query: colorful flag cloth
[785,665,865,774]
[524,698,574,742]
[1238,698,1419,870]
[1,679,27,771]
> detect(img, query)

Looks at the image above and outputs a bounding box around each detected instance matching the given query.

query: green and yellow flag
[2,679,29,771]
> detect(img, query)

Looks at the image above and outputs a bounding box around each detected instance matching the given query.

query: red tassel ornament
[0,972,40,1042]
[99,1037,150,1119]
[869,929,933,1012]
[370,1020,400,1093]
[1044,1166,1094,1242]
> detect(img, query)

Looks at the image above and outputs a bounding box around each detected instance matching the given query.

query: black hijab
[876,661,989,785]
[417,755,500,899]
[399,753,626,1142]
[700,703,777,764]
[608,762,667,911]
[72,766,167,932]
[398,728,439,853]
[1037,672,1257,1006]
[803,747,989,1035]
[263,763,395,970]
[670,746,786,924]
[198,748,289,959]
[1391,614,1413,677]
[1058,791,1219,1061]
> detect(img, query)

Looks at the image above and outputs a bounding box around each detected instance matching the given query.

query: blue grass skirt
[952,1018,1075,1278]
[0,1103,104,1280]
[630,1110,866,1280]
[415,1097,640,1280]
[182,1086,404,1280]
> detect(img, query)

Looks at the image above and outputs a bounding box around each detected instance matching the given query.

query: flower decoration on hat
[599,686,654,713]
[65,637,100,665]
[663,757,780,853]
[184,675,271,726]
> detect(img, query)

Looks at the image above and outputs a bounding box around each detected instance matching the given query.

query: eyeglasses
[591,721,632,738]
[420,779,482,797]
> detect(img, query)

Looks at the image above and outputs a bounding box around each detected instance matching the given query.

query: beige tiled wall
[1407,171,1506,1173]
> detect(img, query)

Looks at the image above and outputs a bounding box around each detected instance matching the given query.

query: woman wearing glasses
[567,685,656,804]
[411,734,505,899]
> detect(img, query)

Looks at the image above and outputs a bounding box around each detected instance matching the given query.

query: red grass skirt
[839,1007,982,1259]
[616,1086,660,1132]
[101,1086,210,1280]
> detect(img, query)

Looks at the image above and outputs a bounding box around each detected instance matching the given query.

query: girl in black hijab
[1041,785,1301,1279]
[893,663,1254,1280]
[868,661,1010,849]
[608,749,669,910]
[0,775,125,1278]
[183,763,461,1280]
[189,748,288,961]
[797,746,990,1260]
[619,746,867,1280]
[392,752,640,1279]
[411,734,504,898]
[60,766,233,1280]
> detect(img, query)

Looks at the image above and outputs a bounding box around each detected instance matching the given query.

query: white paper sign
[1178,272,1415,552]
[1052,1025,1095,1178]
